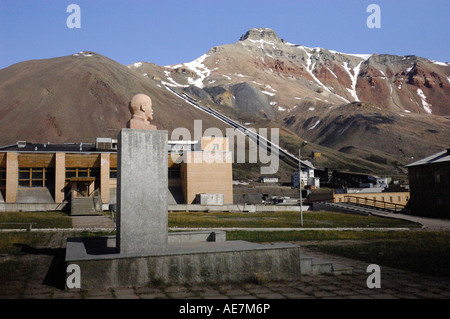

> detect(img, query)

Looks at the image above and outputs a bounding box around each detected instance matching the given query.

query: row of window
[19,168,53,188]
[337,196,409,203]
[0,166,180,188]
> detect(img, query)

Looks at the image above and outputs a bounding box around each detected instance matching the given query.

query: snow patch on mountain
[417,88,432,114]
[168,54,212,88]
[300,46,350,103]
[262,90,275,96]
[343,61,363,101]
[308,120,321,130]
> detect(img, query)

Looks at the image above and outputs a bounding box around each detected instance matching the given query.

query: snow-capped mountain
[131,28,450,171]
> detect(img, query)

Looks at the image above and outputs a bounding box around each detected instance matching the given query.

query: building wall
[0,143,233,206]
[5,153,18,203]
[334,192,410,206]
[408,162,449,218]
[181,151,233,204]
[55,153,66,203]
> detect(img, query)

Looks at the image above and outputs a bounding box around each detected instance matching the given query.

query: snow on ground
[133,62,142,68]
[174,54,213,89]
[308,107,315,111]
[429,60,448,66]
[262,90,275,96]
[264,84,277,92]
[73,51,93,57]
[343,61,363,101]
[327,68,338,78]
[270,101,277,106]
[162,70,188,88]
[299,46,350,103]
[278,106,286,111]
[417,88,432,114]
[308,120,321,130]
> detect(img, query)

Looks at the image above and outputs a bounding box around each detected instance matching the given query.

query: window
[110,168,117,179]
[0,168,6,187]
[213,144,219,151]
[18,168,52,187]
[66,168,99,180]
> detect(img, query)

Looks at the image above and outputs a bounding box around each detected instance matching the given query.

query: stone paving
[0,215,448,300]
[0,245,448,299]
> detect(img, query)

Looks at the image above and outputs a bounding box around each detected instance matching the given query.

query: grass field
[0,210,448,277]
[168,211,422,229]
[0,212,72,230]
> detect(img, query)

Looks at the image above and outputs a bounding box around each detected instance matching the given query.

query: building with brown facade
[0,137,233,210]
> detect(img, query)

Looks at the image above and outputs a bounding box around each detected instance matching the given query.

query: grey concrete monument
[65,93,302,290]
[116,129,168,254]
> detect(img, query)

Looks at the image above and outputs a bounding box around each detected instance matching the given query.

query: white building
[292,168,320,189]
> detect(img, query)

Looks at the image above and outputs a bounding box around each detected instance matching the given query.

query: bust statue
[127,94,157,130]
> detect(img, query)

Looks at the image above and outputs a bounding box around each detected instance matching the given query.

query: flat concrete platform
[65,236,301,289]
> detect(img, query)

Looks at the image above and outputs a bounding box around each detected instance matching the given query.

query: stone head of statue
[127,94,157,130]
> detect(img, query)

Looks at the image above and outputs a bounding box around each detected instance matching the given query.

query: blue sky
[0,0,449,69]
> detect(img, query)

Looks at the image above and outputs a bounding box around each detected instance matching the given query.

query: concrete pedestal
[65,235,301,289]
[116,129,168,254]
[64,128,302,290]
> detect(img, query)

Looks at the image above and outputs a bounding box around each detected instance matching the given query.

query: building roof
[405,149,450,167]
[0,141,109,153]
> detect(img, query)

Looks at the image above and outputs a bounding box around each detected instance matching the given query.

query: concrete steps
[301,255,353,276]
[71,197,103,216]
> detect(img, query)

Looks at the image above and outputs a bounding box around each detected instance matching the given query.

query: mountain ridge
[0,28,449,177]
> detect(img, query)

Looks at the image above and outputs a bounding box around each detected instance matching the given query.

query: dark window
[110,168,117,179]
[18,168,50,188]
[0,168,5,186]
[66,168,99,179]
[66,169,77,178]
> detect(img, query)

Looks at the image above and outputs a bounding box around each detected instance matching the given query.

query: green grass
[0,232,48,255]
[227,230,450,277]
[312,233,450,277]
[168,211,421,229]
[0,212,72,229]
[226,229,422,242]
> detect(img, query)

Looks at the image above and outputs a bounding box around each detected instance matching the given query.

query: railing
[340,195,405,213]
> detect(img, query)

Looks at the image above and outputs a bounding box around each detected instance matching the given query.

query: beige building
[333,191,410,207]
[0,137,233,207]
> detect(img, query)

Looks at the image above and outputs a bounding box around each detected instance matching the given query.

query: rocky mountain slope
[131,28,450,173]
[0,28,448,177]
[0,52,228,145]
